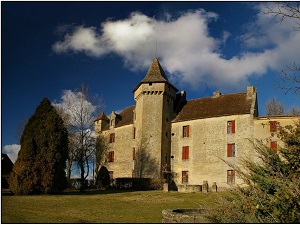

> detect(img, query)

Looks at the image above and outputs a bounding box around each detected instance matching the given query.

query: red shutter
[271,141,277,153]
[132,147,135,160]
[182,146,189,160]
[187,125,190,137]
[270,121,277,132]
[186,146,189,159]
[227,144,232,157]
[232,120,235,134]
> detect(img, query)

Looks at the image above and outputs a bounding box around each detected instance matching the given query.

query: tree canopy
[9,98,68,195]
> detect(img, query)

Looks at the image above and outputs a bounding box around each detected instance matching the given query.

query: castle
[95,58,298,191]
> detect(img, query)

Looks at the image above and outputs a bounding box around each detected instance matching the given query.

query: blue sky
[2,1,300,162]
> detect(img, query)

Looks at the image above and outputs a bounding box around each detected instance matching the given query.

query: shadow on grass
[58,187,156,196]
[2,187,156,196]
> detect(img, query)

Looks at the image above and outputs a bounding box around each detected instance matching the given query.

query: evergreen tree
[9,98,68,195]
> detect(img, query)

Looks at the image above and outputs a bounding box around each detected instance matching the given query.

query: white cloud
[3,144,20,163]
[52,6,300,91]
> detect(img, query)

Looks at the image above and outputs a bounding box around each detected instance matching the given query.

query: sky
[2,1,300,164]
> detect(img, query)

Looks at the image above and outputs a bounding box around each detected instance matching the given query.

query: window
[133,127,136,139]
[182,171,189,183]
[109,133,115,143]
[132,147,135,160]
[270,121,277,132]
[109,171,114,180]
[183,125,190,137]
[182,146,189,160]
[227,121,235,134]
[227,170,235,185]
[227,143,236,157]
[108,151,114,162]
[270,141,277,154]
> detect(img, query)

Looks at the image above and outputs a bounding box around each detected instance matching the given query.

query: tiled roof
[133,58,178,92]
[173,92,253,122]
[95,112,109,122]
[115,105,135,127]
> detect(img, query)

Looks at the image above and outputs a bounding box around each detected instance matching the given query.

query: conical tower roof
[133,58,178,92]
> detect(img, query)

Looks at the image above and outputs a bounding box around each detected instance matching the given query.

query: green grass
[2,188,230,223]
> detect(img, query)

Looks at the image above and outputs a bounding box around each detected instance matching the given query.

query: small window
[270,121,277,132]
[227,170,235,185]
[227,143,236,157]
[182,171,189,183]
[183,125,190,137]
[108,151,114,162]
[270,141,277,154]
[133,127,136,139]
[149,82,152,86]
[109,133,115,143]
[182,146,189,160]
[227,121,235,134]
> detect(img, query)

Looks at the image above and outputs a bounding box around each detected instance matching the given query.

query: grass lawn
[2,188,230,223]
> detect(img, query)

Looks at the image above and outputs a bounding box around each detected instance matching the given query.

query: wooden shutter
[132,147,135,160]
[232,120,235,133]
[270,121,277,132]
[186,125,190,137]
[271,141,277,153]
[228,144,232,156]
[182,146,189,160]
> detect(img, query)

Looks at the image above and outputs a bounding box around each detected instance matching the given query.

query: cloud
[52,6,300,91]
[3,144,20,163]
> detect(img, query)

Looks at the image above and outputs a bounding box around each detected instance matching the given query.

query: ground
[1,188,231,223]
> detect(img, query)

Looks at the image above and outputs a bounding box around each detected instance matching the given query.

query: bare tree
[264,2,300,95]
[134,137,159,178]
[266,97,285,116]
[54,85,103,191]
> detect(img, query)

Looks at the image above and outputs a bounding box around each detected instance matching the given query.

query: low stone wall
[162,208,211,223]
[177,185,201,193]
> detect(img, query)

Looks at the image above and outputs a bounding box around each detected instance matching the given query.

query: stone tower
[133,58,178,178]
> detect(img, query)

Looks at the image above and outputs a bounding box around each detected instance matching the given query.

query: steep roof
[115,105,135,127]
[173,92,253,122]
[95,111,109,122]
[133,58,178,92]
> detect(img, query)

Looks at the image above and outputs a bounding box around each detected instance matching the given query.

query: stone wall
[162,209,211,223]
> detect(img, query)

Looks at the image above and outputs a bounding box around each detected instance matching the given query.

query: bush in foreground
[208,121,300,223]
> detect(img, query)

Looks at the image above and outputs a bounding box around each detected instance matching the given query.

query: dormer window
[110,119,114,127]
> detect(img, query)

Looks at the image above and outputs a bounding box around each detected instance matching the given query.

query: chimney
[213,91,221,98]
[247,86,255,99]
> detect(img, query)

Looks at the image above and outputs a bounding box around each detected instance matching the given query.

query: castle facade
[95,58,298,190]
